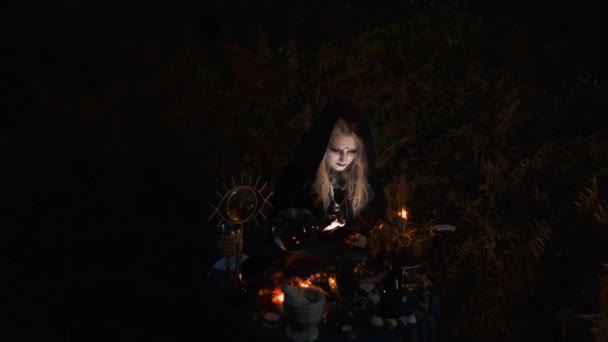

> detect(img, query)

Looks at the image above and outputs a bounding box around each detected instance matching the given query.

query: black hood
[271,101,378,218]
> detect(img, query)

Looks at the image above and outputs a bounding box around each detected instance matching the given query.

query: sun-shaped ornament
[208,174,273,289]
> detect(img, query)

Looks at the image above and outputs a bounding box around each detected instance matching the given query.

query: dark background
[5,1,607,341]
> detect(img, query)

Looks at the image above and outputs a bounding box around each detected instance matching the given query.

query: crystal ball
[272,208,319,252]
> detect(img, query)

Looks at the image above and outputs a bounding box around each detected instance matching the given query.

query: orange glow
[271,287,284,304]
[265,274,334,305]
[328,276,338,293]
[399,208,408,220]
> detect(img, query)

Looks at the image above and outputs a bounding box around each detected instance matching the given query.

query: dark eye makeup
[330,148,357,154]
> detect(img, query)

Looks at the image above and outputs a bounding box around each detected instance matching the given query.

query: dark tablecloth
[202,245,439,342]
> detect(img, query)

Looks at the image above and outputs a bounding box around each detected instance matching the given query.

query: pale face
[325,133,358,171]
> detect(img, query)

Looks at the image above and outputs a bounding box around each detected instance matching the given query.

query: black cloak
[271,101,382,238]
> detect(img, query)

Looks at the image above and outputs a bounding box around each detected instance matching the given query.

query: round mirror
[226,187,258,223]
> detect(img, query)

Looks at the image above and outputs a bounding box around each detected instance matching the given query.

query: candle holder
[215,223,244,289]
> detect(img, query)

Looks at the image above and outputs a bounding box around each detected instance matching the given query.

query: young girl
[272,101,380,248]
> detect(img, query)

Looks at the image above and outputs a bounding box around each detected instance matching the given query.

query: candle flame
[399,208,408,220]
[272,289,284,303]
[328,276,338,292]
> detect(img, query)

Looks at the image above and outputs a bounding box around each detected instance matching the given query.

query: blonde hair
[312,118,373,216]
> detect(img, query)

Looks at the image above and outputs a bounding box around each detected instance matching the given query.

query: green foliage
[155,4,607,340]
[24,1,607,340]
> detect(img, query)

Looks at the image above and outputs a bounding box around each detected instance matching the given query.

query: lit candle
[399,208,408,220]
[271,288,285,315]
[398,208,408,230]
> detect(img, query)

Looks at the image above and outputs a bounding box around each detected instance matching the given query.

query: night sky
[5,1,607,341]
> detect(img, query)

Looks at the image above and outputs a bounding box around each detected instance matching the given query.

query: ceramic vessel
[282,286,326,342]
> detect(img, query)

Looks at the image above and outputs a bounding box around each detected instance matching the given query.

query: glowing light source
[399,208,408,220]
[274,292,284,303]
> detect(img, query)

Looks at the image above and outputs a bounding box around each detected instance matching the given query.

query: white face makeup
[325,133,358,171]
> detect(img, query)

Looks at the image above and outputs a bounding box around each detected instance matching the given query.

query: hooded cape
[271,101,381,233]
